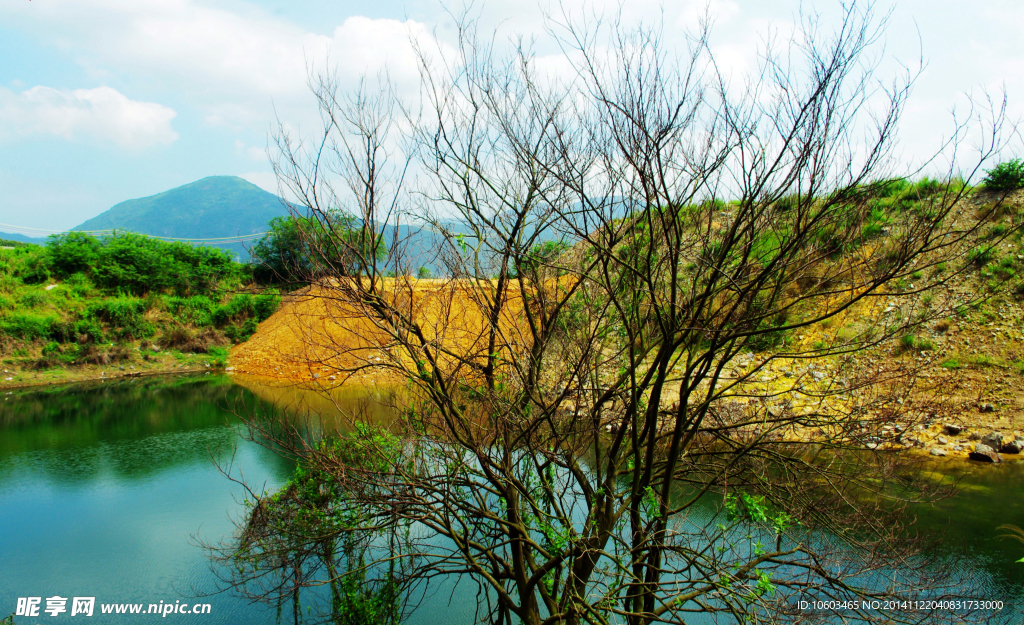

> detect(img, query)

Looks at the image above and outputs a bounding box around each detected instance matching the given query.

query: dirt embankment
[229,278,530,386]
[227,266,1024,465]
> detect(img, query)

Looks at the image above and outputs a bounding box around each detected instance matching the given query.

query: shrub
[253,292,279,321]
[74,318,105,343]
[18,291,47,308]
[988,224,1008,239]
[208,346,228,367]
[214,292,280,326]
[47,232,102,275]
[75,343,133,365]
[48,232,241,295]
[159,326,225,353]
[983,159,1024,192]
[89,297,155,340]
[968,246,996,267]
[16,252,51,285]
[166,295,216,327]
[224,318,259,343]
[0,312,57,340]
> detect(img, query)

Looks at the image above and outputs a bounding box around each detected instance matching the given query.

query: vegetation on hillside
[0,232,279,370]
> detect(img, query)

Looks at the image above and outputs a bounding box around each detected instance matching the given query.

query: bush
[74,318,105,343]
[224,318,259,342]
[968,246,996,267]
[48,232,241,295]
[208,346,228,367]
[89,297,155,340]
[213,292,280,326]
[16,252,51,285]
[18,291,47,308]
[898,334,933,353]
[46,232,102,275]
[0,312,57,340]
[166,295,217,327]
[983,159,1024,192]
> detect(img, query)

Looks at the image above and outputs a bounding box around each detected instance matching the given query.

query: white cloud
[235,139,268,163]
[0,86,178,149]
[6,1,439,103]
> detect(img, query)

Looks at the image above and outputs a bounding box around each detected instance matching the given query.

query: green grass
[0,235,280,368]
[899,334,934,353]
[940,357,962,370]
[966,354,999,368]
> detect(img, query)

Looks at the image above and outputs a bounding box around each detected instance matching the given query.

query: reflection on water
[911,462,1024,598]
[0,375,1022,624]
[0,375,292,625]
[231,373,406,429]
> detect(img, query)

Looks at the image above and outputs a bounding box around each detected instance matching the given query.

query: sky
[1,0,1022,232]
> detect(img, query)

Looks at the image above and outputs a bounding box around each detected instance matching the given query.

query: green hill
[72,176,289,258]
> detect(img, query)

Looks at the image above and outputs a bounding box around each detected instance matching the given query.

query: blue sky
[1,0,1022,232]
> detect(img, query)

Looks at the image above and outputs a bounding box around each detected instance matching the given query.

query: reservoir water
[1,374,1022,623]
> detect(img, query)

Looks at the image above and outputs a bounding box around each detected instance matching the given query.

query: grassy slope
[0,235,280,387]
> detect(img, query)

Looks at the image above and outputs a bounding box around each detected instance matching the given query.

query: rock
[978,403,995,413]
[954,445,963,451]
[968,444,1002,463]
[937,436,948,445]
[312,373,320,379]
[999,439,1024,454]
[943,424,963,435]
[981,432,1004,449]
[225,367,235,372]
[968,432,981,441]
[930,448,948,457]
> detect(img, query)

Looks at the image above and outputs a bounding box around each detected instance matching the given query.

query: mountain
[0,232,47,246]
[72,176,290,259]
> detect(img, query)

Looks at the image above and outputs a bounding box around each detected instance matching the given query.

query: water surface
[1,375,1022,623]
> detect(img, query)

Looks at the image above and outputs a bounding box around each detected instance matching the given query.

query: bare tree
[217,3,1016,624]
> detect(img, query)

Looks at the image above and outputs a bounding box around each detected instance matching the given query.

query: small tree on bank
[215,3,1016,623]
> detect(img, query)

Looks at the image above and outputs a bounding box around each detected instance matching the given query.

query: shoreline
[6,362,1022,469]
[1,352,226,392]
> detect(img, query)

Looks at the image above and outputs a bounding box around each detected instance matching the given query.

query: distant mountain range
[1,176,614,269]
[76,176,289,259]
[1,176,290,259]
